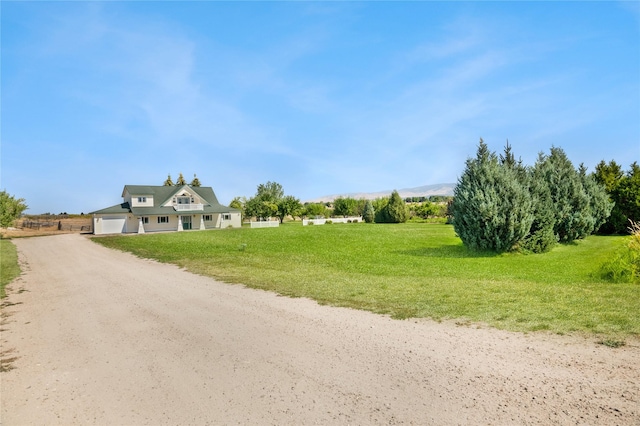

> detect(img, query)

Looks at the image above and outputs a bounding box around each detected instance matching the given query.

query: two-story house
[91,185,242,235]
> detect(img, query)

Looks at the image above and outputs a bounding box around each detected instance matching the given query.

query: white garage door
[101,216,127,234]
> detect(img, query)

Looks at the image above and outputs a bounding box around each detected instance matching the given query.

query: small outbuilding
[91,184,241,235]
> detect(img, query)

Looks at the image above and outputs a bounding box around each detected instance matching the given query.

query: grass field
[0,240,21,298]
[93,223,638,338]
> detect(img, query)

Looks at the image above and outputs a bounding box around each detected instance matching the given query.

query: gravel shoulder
[1,234,638,425]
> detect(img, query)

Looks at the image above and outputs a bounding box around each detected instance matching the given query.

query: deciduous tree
[0,191,28,228]
[276,195,303,223]
[333,197,358,217]
[304,203,329,218]
[245,181,286,221]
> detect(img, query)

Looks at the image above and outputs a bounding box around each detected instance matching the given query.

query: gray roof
[90,202,131,215]
[91,185,240,216]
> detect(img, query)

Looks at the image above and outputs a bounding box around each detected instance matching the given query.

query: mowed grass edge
[1,240,21,298]
[92,223,639,338]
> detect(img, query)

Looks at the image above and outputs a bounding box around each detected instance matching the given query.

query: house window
[222,213,231,221]
[157,216,169,224]
[142,217,149,224]
[138,197,147,203]
[203,215,212,221]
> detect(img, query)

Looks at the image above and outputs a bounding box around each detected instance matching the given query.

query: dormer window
[138,197,147,203]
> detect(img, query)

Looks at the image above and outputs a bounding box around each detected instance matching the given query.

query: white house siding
[227,212,242,228]
[138,216,180,233]
[125,215,139,233]
[130,197,154,208]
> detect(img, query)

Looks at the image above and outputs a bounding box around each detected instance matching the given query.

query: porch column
[138,217,145,234]
[178,215,183,231]
[199,215,205,230]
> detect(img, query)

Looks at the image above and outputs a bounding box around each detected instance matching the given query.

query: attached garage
[99,216,127,234]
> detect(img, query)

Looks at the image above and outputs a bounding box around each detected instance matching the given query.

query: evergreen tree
[595,161,640,234]
[537,148,592,241]
[229,197,244,211]
[386,190,408,223]
[617,163,640,230]
[373,197,390,223]
[176,173,187,186]
[451,139,533,252]
[579,164,613,234]
[594,160,623,193]
[523,153,558,253]
[363,200,375,223]
[190,174,201,187]
[163,174,174,186]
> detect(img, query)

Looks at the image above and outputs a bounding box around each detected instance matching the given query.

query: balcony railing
[174,204,204,211]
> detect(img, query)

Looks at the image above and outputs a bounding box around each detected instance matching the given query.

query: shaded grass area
[0,240,21,298]
[93,223,639,337]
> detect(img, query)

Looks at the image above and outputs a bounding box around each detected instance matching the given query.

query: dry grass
[1,216,92,239]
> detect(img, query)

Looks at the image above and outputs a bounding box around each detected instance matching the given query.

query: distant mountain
[307,183,456,203]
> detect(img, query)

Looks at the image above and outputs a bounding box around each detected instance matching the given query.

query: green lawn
[93,223,639,338]
[0,240,21,298]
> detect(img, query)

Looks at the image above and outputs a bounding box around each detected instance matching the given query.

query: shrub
[326,220,333,225]
[599,220,640,283]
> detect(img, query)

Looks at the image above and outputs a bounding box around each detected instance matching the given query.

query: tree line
[163,173,201,187]
[231,181,453,224]
[451,139,637,254]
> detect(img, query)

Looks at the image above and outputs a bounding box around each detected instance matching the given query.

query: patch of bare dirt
[1,216,92,239]
[1,234,638,425]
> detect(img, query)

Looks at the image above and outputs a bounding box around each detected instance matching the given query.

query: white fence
[250,221,280,228]
[303,217,362,226]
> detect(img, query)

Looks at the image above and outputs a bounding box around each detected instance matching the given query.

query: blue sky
[2,2,639,214]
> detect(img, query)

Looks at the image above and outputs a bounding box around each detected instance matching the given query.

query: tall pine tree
[536,148,592,241]
[452,139,533,252]
[176,173,187,186]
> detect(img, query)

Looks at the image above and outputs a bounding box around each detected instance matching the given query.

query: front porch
[135,213,236,234]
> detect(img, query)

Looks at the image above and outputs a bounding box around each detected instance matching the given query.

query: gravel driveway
[1,234,638,425]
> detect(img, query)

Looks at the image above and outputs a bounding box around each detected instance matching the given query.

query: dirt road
[1,234,638,425]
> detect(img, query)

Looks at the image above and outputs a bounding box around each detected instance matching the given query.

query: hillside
[307,183,456,203]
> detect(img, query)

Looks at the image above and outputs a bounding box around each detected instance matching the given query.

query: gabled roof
[90,202,131,215]
[91,185,240,216]
[122,184,223,208]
